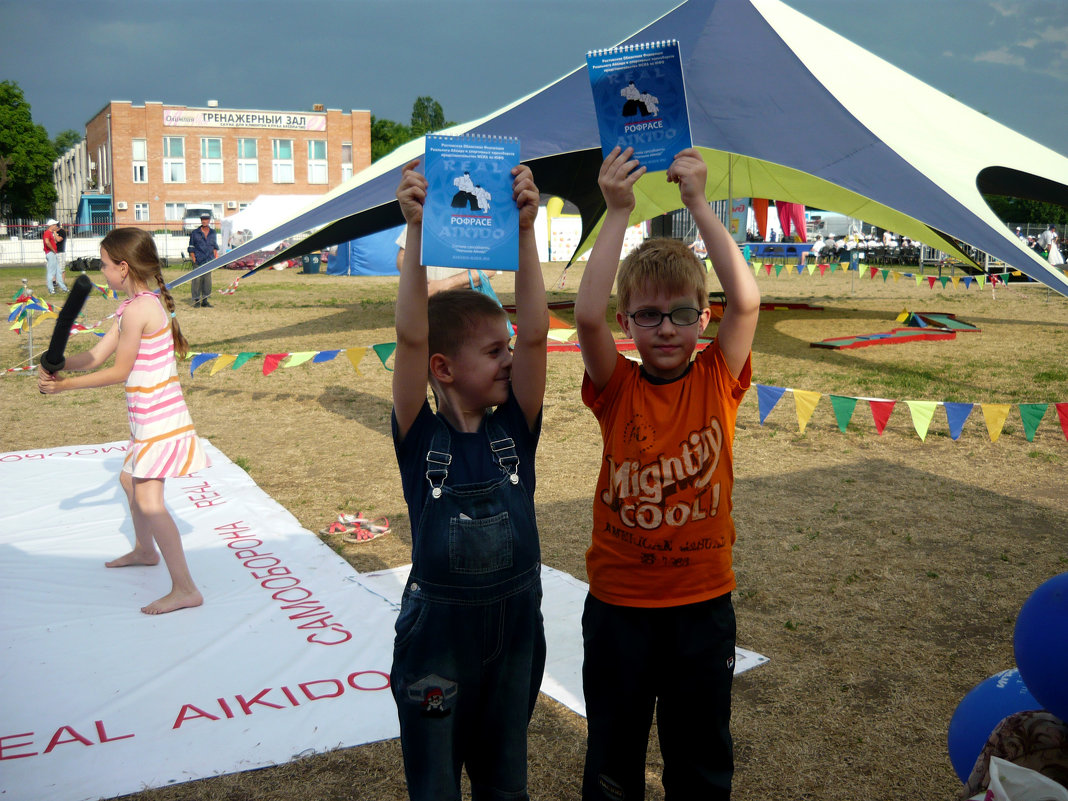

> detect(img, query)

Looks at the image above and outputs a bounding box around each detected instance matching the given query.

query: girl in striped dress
[38,228,208,614]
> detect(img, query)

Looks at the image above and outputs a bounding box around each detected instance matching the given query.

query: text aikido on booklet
[586,39,692,172]
[421,133,521,271]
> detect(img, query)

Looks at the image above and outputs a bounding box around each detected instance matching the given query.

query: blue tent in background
[170,0,1068,296]
[326,224,404,276]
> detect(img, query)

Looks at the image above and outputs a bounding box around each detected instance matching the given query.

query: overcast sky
[2,0,1065,156]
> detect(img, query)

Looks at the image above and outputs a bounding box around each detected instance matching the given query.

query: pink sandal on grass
[319,520,358,536]
[341,517,390,544]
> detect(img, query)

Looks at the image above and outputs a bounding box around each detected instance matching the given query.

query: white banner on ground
[0,441,398,801]
[0,441,767,801]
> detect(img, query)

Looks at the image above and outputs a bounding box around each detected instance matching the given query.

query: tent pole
[726,153,734,231]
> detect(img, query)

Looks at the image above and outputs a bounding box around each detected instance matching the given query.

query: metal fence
[0,230,195,267]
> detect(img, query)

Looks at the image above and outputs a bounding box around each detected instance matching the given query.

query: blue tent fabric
[169,0,1068,296]
[327,224,404,276]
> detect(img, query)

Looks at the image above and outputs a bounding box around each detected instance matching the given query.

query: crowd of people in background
[808,229,921,265]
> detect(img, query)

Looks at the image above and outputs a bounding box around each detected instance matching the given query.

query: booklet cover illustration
[586,40,692,172]
[421,134,521,271]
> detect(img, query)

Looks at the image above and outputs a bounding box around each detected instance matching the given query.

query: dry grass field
[3,259,1067,801]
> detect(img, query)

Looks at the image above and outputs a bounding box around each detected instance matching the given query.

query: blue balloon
[1014,572,1068,722]
[947,668,1039,782]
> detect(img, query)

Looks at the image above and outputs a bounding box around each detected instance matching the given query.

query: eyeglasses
[628,307,702,328]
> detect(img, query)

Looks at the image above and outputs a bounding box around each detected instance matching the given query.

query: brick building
[83,100,371,229]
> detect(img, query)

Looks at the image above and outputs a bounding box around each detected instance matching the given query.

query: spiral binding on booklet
[425,133,519,145]
[586,39,678,58]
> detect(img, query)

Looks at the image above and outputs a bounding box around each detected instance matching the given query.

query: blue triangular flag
[756,384,787,424]
[190,353,218,376]
[313,349,341,363]
[943,402,974,441]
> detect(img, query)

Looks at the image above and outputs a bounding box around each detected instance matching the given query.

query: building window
[165,202,183,222]
[163,137,185,183]
[134,203,150,221]
[307,140,327,184]
[237,138,258,183]
[200,137,223,183]
[341,142,353,182]
[132,139,148,183]
[272,139,294,183]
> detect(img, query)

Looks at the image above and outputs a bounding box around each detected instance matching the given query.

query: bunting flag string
[744,261,1065,288]
[755,384,1068,443]
[183,343,395,378]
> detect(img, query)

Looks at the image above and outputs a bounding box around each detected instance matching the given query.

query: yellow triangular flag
[914,274,923,287]
[793,389,821,434]
[284,351,317,368]
[951,276,960,288]
[891,271,901,282]
[981,403,1012,443]
[210,354,238,375]
[345,347,367,375]
[905,400,938,441]
[547,328,576,343]
[806,263,817,276]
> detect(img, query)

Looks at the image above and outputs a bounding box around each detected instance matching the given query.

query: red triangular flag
[927,276,937,288]
[869,400,896,435]
[262,353,286,376]
[1056,402,1068,441]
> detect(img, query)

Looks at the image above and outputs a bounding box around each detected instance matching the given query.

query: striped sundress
[118,292,208,478]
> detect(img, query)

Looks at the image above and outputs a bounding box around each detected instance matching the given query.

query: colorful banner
[756,385,1068,443]
[744,261,1066,288]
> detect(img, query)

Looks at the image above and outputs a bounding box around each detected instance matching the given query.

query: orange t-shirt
[581,342,751,607]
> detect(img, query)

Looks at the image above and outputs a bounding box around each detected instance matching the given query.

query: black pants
[582,593,736,801]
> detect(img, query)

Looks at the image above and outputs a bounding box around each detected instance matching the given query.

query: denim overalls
[391,415,546,801]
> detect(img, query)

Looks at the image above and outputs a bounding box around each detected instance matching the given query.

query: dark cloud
[1,0,1064,155]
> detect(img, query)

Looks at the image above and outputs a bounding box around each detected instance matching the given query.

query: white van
[805,210,862,240]
[182,204,215,232]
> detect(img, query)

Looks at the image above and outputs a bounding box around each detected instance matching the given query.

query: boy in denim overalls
[390,158,549,800]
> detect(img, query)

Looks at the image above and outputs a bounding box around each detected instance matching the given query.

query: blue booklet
[586,40,692,172]
[421,134,521,271]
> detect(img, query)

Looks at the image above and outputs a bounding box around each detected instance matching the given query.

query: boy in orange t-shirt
[574,146,761,800]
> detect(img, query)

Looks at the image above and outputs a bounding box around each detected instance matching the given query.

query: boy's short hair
[427,288,508,358]
[616,237,707,313]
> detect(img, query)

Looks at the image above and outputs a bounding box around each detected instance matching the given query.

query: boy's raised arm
[669,149,760,378]
[509,165,549,431]
[392,160,430,438]
[575,147,646,391]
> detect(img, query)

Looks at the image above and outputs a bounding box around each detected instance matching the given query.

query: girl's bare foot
[106,549,160,568]
[141,588,203,615]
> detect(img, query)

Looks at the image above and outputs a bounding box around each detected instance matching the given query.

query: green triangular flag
[1019,403,1048,442]
[829,395,858,433]
[232,352,258,370]
[372,342,397,371]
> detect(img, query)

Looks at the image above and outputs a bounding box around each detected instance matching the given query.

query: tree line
[0,80,81,219]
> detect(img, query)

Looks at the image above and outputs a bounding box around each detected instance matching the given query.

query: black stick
[39,273,93,374]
